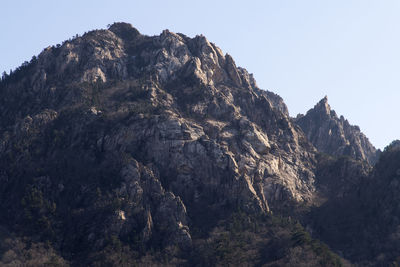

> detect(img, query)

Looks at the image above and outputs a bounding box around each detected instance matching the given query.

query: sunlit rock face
[0,22,326,263]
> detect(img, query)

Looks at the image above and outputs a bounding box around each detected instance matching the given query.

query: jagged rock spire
[295,97,379,164]
[314,95,330,115]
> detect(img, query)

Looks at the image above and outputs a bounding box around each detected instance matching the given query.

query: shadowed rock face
[306,140,400,264]
[0,22,320,261]
[295,96,379,164]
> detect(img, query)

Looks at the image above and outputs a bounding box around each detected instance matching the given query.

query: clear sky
[1,0,399,149]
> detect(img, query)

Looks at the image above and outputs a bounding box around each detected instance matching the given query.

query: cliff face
[0,23,332,265]
[295,96,379,164]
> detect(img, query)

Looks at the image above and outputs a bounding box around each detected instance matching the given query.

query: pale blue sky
[1,0,399,149]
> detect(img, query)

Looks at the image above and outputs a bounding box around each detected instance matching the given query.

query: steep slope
[0,23,343,265]
[259,90,289,116]
[295,96,379,164]
[307,140,400,265]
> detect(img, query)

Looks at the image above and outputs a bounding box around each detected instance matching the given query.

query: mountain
[0,22,398,266]
[295,96,380,164]
[0,22,345,266]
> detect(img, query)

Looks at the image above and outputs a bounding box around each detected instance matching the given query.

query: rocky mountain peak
[0,24,323,264]
[295,96,379,164]
[108,22,140,39]
[314,95,330,115]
